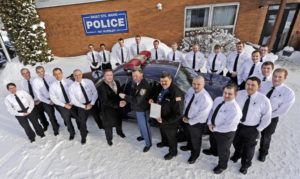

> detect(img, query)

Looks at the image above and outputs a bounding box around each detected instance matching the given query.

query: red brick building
[36,0,300,57]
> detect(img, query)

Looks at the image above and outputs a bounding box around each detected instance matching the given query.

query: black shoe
[117,132,126,138]
[180,145,191,151]
[81,138,86,144]
[30,138,35,143]
[187,155,198,164]
[239,167,248,175]
[43,124,49,131]
[164,153,177,160]
[258,155,266,162]
[69,135,75,140]
[107,140,113,146]
[213,166,226,174]
[202,149,217,156]
[230,155,240,163]
[54,131,59,136]
[157,142,168,148]
[137,136,144,141]
[143,145,151,152]
[40,133,45,138]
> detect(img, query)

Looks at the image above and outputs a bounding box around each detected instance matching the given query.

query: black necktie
[137,44,139,54]
[266,87,275,99]
[248,63,256,77]
[28,80,34,99]
[192,53,196,69]
[155,49,158,60]
[172,52,175,61]
[241,95,251,122]
[103,51,107,62]
[43,78,49,91]
[60,82,70,104]
[260,57,263,62]
[184,94,195,118]
[263,77,266,81]
[212,54,218,72]
[211,101,225,125]
[15,94,27,112]
[121,48,124,63]
[233,54,239,72]
[92,52,96,63]
[80,83,90,105]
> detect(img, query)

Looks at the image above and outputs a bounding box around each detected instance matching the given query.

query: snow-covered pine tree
[0,0,53,65]
[179,27,240,57]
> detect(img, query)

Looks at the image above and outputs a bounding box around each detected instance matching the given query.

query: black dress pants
[188,123,206,157]
[160,123,178,155]
[35,102,49,128]
[77,107,89,139]
[259,117,279,156]
[56,106,79,136]
[104,125,123,142]
[42,102,59,133]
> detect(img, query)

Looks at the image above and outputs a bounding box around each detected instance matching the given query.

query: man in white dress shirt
[49,68,80,141]
[69,69,98,144]
[254,61,274,85]
[115,38,130,66]
[182,76,213,164]
[226,42,250,84]
[99,43,112,70]
[33,66,59,136]
[167,42,184,62]
[258,68,295,162]
[231,77,272,174]
[20,68,49,131]
[182,44,205,72]
[237,50,262,89]
[206,44,227,75]
[5,83,45,142]
[203,83,242,174]
[259,45,274,63]
[130,35,147,57]
[150,39,166,60]
[87,44,101,72]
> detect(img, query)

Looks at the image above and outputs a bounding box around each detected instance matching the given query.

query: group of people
[4,38,295,175]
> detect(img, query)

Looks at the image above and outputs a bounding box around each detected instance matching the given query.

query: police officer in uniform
[5,83,45,142]
[150,39,166,60]
[87,44,101,72]
[182,44,205,72]
[99,44,112,70]
[203,83,242,174]
[119,67,152,152]
[149,72,184,160]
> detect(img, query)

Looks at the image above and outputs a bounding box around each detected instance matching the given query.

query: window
[184,3,239,35]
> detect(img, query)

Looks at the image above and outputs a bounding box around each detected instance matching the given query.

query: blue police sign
[82,11,129,35]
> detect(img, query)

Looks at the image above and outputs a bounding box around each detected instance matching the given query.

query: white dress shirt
[237,61,262,85]
[20,77,39,101]
[259,81,295,118]
[5,90,34,116]
[182,51,205,71]
[99,50,111,64]
[207,97,242,133]
[32,74,56,104]
[184,88,213,125]
[206,52,227,74]
[69,79,98,109]
[87,51,101,68]
[167,50,184,62]
[261,55,274,63]
[150,47,166,60]
[236,90,272,131]
[226,51,250,73]
[115,46,130,64]
[130,43,147,57]
[49,78,73,107]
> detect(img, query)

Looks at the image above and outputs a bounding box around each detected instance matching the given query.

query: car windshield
[174,66,198,93]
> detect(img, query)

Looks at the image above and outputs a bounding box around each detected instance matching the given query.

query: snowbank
[277,49,300,66]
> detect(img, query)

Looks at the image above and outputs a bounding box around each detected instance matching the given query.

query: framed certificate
[150,103,161,119]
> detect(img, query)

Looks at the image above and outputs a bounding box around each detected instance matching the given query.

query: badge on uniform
[176,97,181,101]
[139,89,146,96]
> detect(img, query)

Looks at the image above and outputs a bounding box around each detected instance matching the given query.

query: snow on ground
[0,41,299,178]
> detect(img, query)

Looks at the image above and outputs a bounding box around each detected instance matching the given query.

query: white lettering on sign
[118,18,125,26]
[86,21,93,29]
[111,19,118,27]
[86,18,126,29]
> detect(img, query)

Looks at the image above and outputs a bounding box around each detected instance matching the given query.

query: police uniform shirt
[167,50,184,62]
[206,52,227,74]
[4,90,34,116]
[87,51,101,68]
[184,87,213,125]
[32,74,56,104]
[49,78,73,107]
[236,90,272,131]
[261,55,274,63]
[69,79,98,109]
[207,97,242,133]
[130,43,147,57]
[259,81,295,118]
[226,51,250,73]
[115,46,130,64]
[20,77,39,101]
[182,51,205,71]
[237,61,262,85]
[99,50,111,64]
[150,47,166,60]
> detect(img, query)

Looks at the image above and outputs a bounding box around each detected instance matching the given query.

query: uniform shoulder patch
[139,89,146,96]
[176,97,182,101]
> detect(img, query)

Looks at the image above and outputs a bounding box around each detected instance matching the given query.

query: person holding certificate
[149,72,184,160]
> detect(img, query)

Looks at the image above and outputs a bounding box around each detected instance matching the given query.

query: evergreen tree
[0,0,53,65]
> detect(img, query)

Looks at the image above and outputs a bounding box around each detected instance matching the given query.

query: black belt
[238,123,259,128]
[18,107,29,113]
